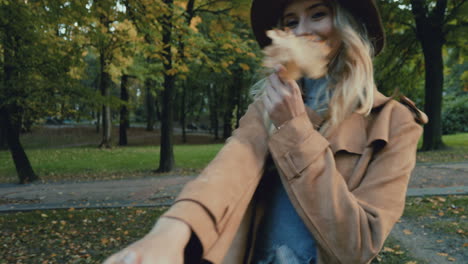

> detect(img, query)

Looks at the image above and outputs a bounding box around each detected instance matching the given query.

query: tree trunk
[181,81,187,143]
[0,121,7,150]
[145,78,155,131]
[158,0,175,172]
[99,54,112,148]
[223,71,241,139]
[411,0,447,150]
[420,39,444,150]
[0,108,38,184]
[119,75,130,146]
[95,110,100,133]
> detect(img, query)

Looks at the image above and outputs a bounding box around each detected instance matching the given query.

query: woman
[105,0,427,263]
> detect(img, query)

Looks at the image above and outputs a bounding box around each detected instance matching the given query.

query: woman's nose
[294,19,311,37]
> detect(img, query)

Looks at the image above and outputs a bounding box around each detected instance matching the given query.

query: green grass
[1,132,466,183]
[0,207,166,263]
[0,145,223,183]
[417,133,468,163]
[0,207,424,264]
[403,195,467,237]
[371,236,427,264]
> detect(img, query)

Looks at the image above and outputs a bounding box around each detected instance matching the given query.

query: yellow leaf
[190,16,202,32]
[448,257,456,261]
[438,211,444,216]
[436,240,444,243]
[394,251,404,255]
[101,238,109,245]
[383,247,394,253]
[405,262,417,264]
[463,242,468,247]
[41,214,48,218]
[437,252,448,257]
[239,63,250,71]
[403,229,412,235]
[436,197,446,202]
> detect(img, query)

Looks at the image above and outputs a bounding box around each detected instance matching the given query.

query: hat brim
[250,0,385,55]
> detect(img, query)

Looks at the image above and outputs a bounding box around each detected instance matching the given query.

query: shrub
[442,95,468,135]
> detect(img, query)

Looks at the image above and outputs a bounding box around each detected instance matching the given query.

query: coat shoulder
[396,96,428,125]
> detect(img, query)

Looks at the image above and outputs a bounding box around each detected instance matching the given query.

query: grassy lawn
[0,207,166,263]
[0,207,424,264]
[416,133,468,163]
[1,132,466,183]
[0,145,223,183]
[404,195,467,238]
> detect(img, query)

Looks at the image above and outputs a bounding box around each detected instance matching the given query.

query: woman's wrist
[149,217,192,243]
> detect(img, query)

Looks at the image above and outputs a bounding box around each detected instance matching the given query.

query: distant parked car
[187,123,198,130]
[45,117,62,125]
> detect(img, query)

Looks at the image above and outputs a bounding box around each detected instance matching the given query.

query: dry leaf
[438,211,444,216]
[436,240,444,243]
[405,261,417,264]
[448,257,456,261]
[395,251,404,255]
[403,229,413,235]
[463,242,468,247]
[383,247,394,252]
[456,229,464,234]
[263,29,331,80]
[437,252,448,257]
[436,197,446,202]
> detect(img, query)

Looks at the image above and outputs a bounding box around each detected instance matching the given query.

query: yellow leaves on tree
[190,16,202,32]
[239,63,250,71]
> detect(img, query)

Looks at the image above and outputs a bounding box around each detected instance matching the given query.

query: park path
[0,162,467,263]
[0,162,466,212]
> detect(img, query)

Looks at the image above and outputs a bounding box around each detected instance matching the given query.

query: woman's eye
[311,12,327,19]
[284,19,298,28]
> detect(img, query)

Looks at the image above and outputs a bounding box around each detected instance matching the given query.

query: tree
[0,0,84,183]
[409,0,467,150]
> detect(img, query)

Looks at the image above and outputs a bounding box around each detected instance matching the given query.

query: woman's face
[282,0,340,54]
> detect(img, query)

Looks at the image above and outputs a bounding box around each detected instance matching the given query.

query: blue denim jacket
[252,78,329,264]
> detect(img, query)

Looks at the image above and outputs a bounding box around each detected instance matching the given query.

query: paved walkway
[0,162,467,212]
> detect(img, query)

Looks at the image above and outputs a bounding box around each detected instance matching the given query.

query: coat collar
[305,90,391,155]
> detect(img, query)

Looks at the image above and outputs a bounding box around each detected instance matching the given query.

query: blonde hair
[252,0,375,136]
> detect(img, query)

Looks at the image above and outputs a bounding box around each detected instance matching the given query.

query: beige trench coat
[162,90,427,264]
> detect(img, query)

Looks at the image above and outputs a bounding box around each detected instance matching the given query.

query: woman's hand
[103,217,192,264]
[263,65,306,128]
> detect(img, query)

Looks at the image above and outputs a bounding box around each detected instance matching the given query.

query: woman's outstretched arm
[103,217,191,264]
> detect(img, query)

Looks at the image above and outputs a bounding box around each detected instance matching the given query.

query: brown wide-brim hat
[251,0,385,55]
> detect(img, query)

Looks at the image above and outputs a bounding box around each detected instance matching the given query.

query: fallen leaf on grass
[438,211,444,216]
[437,252,448,257]
[448,257,456,261]
[383,247,394,253]
[436,240,444,243]
[456,229,464,234]
[403,229,412,235]
[463,242,468,247]
[436,197,446,202]
[394,250,404,255]
[405,261,417,264]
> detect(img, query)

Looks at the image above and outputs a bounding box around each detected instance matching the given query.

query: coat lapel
[305,90,391,155]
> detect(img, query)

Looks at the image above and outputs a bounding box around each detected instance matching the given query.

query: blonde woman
[105,0,427,263]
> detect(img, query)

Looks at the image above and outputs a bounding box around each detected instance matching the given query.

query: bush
[442,95,468,135]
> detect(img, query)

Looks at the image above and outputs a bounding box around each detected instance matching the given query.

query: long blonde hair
[253,0,375,136]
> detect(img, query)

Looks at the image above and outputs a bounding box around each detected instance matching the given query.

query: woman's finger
[268,73,291,97]
[263,93,273,113]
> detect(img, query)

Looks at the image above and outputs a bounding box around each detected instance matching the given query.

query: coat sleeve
[160,100,269,256]
[268,103,423,264]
